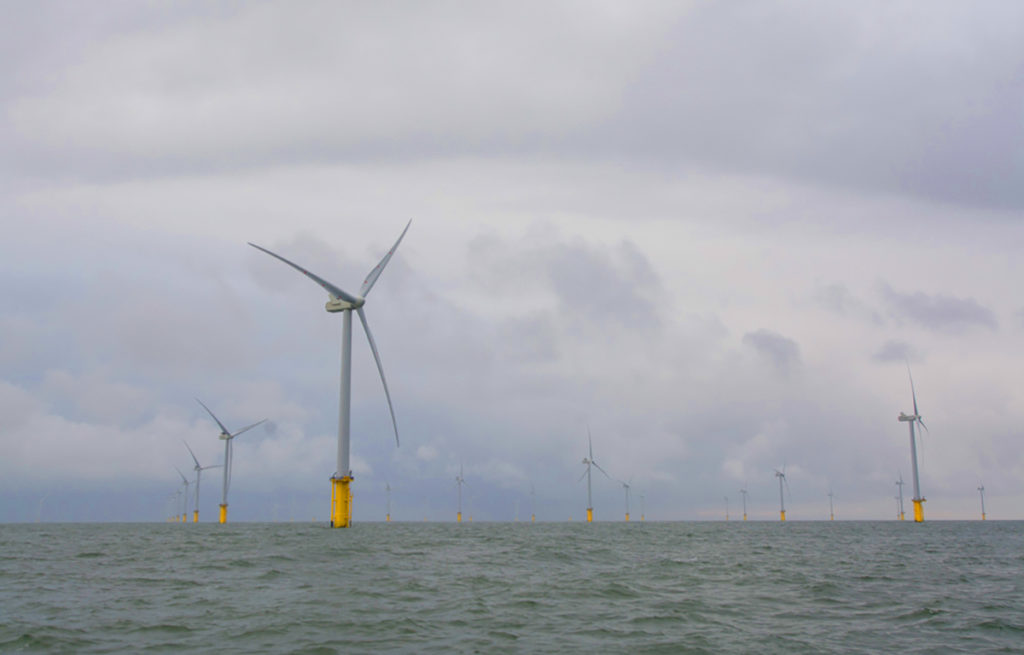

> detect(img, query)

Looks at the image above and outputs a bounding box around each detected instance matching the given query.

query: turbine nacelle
[897,412,919,422]
[326,296,365,312]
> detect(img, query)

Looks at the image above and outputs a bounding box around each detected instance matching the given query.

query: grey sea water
[1,521,1022,654]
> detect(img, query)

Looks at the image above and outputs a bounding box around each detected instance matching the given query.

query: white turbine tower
[898,364,928,522]
[385,482,392,523]
[978,483,986,521]
[183,441,221,523]
[456,463,466,523]
[620,478,632,522]
[249,221,409,528]
[196,398,266,524]
[774,467,789,522]
[530,483,536,523]
[173,466,190,523]
[579,428,611,523]
[640,493,646,522]
[828,488,835,521]
[740,486,749,521]
[724,496,730,521]
[895,473,906,521]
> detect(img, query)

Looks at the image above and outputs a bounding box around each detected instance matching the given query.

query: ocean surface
[1,521,1022,653]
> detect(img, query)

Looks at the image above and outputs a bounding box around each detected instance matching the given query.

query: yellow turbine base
[780,510,786,522]
[912,499,925,522]
[531,514,535,522]
[181,513,187,523]
[457,512,462,523]
[981,513,986,521]
[330,476,353,528]
[743,514,747,521]
[625,512,630,522]
[386,514,391,522]
[899,512,905,521]
[219,504,227,524]
[193,510,198,523]
[586,508,593,523]
[641,514,645,522]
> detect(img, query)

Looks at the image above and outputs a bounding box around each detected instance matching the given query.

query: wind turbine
[898,364,928,522]
[774,467,789,522]
[620,478,632,522]
[183,441,221,523]
[530,483,536,523]
[740,486,748,521]
[640,493,646,522]
[895,472,906,521]
[174,466,191,524]
[385,482,392,523]
[196,398,265,524]
[828,488,835,521]
[724,496,730,521]
[579,428,612,523]
[249,221,409,528]
[455,463,465,523]
[978,483,986,520]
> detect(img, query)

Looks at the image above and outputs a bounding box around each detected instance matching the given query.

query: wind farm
[196,399,266,524]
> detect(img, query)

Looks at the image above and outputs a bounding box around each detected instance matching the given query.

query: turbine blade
[202,464,223,470]
[231,419,267,439]
[357,307,399,447]
[359,220,411,297]
[592,460,613,480]
[577,468,588,483]
[196,398,230,435]
[183,440,200,469]
[173,466,188,484]
[907,362,919,417]
[587,426,593,460]
[248,242,361,306]
[917,418,929,433]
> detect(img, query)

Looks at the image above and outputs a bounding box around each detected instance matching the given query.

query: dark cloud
[742,329,800,375]
[879,283,997,333]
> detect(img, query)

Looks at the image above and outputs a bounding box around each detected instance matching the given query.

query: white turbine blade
[592,460,613,480]
[576,468,589,483]
[906,363,920,417]
[173,466,188,484]
[231,419,267,438]
[587,426,594,460]
[196,398,230,435]
[201,464,223,470]
[357,307,400,447]
[359,220,411,297]
[248,242,361,306]
[183,440,201,469]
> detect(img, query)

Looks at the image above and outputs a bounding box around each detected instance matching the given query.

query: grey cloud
[742,329,800,375]
[872,340,919,364]
[880,283,997,333]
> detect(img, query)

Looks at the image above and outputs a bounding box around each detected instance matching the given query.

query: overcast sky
[3,1,1023,523]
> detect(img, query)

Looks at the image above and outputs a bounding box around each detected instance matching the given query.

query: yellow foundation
[531,514,535,522]
[743,513,747,521]
[330,476,353,528]
[193,510,198,523]
[457,512,462,523]
[219,504,227,524]
[912,498,924,522]
[625,512,630,522]
[386,514,391,522]
[899,512,905,521]
[780,510,786,522]
[586,507,593,523]
[981,512,986,521]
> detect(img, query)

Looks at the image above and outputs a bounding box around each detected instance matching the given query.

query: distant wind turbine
[740,486,748,521]
[828,488,835,521]
[174,466,191,524]
[620,478,632,522]
[456,463,466,523]
[579,428,612,523]
[530,483,536,523]
[196,398,265,524]
[183,441,221,523]
[978,483,986,521]
[898,364,928,522]
[249,221,409,528]
[385,482,392,523]
[724,496,730,521]
[895,472,906,521]
[640,493,646,522]
[774,467,789,522]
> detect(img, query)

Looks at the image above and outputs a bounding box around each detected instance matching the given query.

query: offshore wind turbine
[724,496,730,521]
[579,429,612,523]
[640,493,645,522]
[740,486,748,521]
[895,473,906,521]
[898,365,928,522]
[774,467,789,522]
[183,441,221,523]
[385,482,392,523]
[828,489,835,521]
[196,399,265,524]
[620,478,632,522]
[978,483,986,520]
[455,464,466,523]
[174,466,190,523]
[530,483,536,523]
[249,221,409,528]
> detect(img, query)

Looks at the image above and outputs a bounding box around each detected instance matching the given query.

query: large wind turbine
[174,466,190,523]
[385,482,392,523]
[183,441,221,523]
[828,488,835,521]
[978,483,986,521]
[774,467,789,522]
[196,398,265,524]
[620,478,632,522]
[895,473,906,521]
[898,365,927,522]
[249,221,409,528]
[455,464,466,523]
[579,429,612,523]
[740,486,748,521]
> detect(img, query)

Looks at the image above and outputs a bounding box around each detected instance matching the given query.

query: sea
[1,521,1021,653]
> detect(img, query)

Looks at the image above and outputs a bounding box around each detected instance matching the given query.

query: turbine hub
[326,297,365,312]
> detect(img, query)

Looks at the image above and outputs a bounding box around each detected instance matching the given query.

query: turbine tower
[640,493,645,522]
[978,483,986,520]
[196,398,265,524]
[620,478,632,522]
[897,365,927,522]
[385,482,392,523]
[184,441,221,523]
[740,487,748,521]
[174,466,190,523]
[724,496,730,521]
[249,221,409,528]
[456,464,465,523]
[895,472,906,521]
[774,467,788,522]
[579,428,611,523]
[828,489,835,521]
